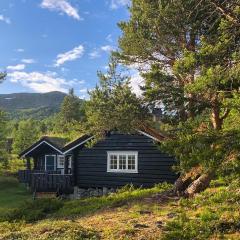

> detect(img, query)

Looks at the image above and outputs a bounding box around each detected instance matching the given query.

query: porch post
[26,157,31,170]
[64,156,69,174]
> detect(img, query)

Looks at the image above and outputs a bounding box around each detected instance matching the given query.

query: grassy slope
[0,176,31,216]
[0,176,239,240]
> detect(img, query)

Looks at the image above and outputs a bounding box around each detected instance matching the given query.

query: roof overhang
[20,140,63,158]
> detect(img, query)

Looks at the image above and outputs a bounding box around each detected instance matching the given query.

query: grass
[0,176,31,217]
[0,175,239,239]
[56,183,172,218]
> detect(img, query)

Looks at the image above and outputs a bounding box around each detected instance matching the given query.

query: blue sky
[0,0,131,98]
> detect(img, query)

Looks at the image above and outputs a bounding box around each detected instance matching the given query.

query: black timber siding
[76,134,177,188]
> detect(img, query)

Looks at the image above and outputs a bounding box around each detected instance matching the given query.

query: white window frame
[45,155,56,171]
[107,151,138,173]
[57,155,65,169]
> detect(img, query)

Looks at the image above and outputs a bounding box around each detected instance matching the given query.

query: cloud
[8,71,70,93]
[110,0,130,9]
[0,15,11,24]
[129,71,144,97]
[40,0,82,20]
[89,50,101,59]
[79,88,87,93]
[106,34,113,43]
[21,58,36,64]
[15,48,25,52]
[101,45,115,52]
[54,45,84,67]
[7,64,26,71]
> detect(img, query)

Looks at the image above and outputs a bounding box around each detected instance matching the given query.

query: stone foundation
[69,186,117,199]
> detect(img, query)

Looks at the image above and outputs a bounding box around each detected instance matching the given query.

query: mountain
[0,91,67,120]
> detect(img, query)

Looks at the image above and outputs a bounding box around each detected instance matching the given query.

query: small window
[57,155,65,168]
[45,155,56,171]
[107,151,138,173]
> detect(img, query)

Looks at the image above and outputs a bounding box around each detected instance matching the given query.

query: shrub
[2,199,64,222]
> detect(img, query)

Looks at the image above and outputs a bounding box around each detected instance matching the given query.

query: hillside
[0,91,67,120]
[0,176,239,239]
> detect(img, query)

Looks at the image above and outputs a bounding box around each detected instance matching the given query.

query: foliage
[12,119,40,154]
[0,155,26,175]
[56,183,171,217]
[0,110,8,163]
[85,58,151,138]
[3,199,64,222]
[0,176,31,218]
[0,72,6,83]
[162,178,240,240]
[161,117,240,175]
[114,0,240,179]
[0,220,100,240]
[54,88,85,134]
[0,176,171,222]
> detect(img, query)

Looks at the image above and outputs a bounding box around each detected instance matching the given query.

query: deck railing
[31,173,73,194]
[18,170,73,194]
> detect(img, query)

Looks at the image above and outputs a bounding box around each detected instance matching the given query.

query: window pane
[128,155,136,170]
[46,156,55,171]
[110,155,117,169]
[58,156,65,168]
[119,155,126,169]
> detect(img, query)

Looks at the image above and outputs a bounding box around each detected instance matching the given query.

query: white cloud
[129,70,144,97]
[101,45,115,52]
[7,64,25,71]
[89,49,101,59]
[15,48,25,52]
[40,0,82,20]
[106,34,113,43]
[79,88,87,93]
[54,45,84,67]
[0,15,11,24]
[8,71,70,93]
[21,58,36,64]
[110,0,130,9]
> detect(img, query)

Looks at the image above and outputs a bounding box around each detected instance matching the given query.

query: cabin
[18,128,177,198]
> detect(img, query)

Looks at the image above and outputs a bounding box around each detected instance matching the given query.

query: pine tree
[55,88,84,133]
[12,119,40,154]
[85,58,150,138]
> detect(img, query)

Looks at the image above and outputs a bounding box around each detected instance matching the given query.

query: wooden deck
[18,170,73,194]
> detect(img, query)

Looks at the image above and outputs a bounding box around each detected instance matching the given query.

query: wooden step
[34,192,57,199]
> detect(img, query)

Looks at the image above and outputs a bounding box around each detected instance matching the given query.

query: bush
[2,199,64,222]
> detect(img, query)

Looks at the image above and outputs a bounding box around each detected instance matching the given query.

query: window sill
[107,170,138,174]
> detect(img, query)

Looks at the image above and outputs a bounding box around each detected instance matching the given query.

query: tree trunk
[211,104,223,130]
[174,175,194,196]
[184,172,213,197]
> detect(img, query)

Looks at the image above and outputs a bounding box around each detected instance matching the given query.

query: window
[45,155,56,171]
[107,151,138,173]
[57,155,65,168]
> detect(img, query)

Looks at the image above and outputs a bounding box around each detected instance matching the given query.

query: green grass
[162,178,240,240]
[0,176,31,217]
[56,183,172,218]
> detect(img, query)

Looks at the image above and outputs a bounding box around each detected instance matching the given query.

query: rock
[134,223,149,229]
[167,212,177,218]
[139,210,152,215]
[155,221,164,228]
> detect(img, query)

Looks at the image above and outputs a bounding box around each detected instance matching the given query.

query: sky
[0,0,134,98]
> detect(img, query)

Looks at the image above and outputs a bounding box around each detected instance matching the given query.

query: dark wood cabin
[74,133,177,188]
[18,135,91,194]
[19,129,177,195]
